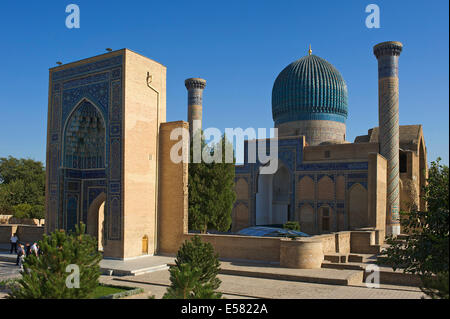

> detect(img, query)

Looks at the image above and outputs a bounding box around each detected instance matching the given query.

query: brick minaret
[373,41,403,236]
[185,78,206,137]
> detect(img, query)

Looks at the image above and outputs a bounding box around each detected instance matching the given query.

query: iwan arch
[45,42,428,263]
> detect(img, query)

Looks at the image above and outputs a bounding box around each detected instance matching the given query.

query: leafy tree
[0,156,45,185]
[8,223,102,299]
[383,158,449,299]
[12,203,33,219]
[164,236,222,299]
[0,157,45,215]
[30,204,45,219]
[188,133,236,233]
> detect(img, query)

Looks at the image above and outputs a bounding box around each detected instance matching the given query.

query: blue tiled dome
[272,54,348,125]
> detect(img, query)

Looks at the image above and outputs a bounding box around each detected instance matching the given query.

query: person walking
[10,233,19,254]
[24,243,31,257]
[16,244,24,267]
[31,242,39,257]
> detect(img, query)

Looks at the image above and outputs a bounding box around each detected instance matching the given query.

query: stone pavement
[0,252,174,276]
[211,260,364,286]
[0,253,427,299]
[0,259,426,299]
[0,261,21,281]
[106,268,426,299]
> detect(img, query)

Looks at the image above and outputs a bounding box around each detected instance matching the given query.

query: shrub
[283,221,300,231]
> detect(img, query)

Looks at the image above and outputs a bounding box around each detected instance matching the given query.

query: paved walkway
[107,268,426,299]
[0,252,174,276]
[0,260,426,299]
[0,261,20,281]
[215,260,363,286]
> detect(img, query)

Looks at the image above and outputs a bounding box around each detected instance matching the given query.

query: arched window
[400,151,407,173]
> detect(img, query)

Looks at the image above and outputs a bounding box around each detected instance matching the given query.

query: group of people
[10,233,40,268]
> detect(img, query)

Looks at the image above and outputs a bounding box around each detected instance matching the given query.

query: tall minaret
[373,41,403,236]
[185,78,206,137]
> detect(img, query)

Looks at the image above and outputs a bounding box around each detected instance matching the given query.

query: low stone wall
[0,225,16,243]
[335,231,351,254]
[350,230,381,254]
[183,233,281,262]
[179,229,377,267]
[0,215,12,225]
[0,215,44,226]
[0,224,44,244]
[280,239,324,269]
[314,234,336,254]
[307,231,351,255]
[16,225,44,243]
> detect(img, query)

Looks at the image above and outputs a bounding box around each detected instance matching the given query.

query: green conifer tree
[188,132,236,233]
[8,223,102,299]
[163,236,222,299]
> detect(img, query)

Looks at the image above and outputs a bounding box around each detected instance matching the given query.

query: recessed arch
[348,183,368,229]
[272,162,291,224]
[318,176,334,200]
[299,203,314,234]
[233,203,249,232]
[318,205,333,233]
[297,176,314,200]
[235,178,249,200]
[87,192,106,251]
[62,99,106,169]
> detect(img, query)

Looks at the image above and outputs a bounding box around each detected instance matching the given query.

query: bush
[283,221,300,231]
[163,235,222,299]
[8,223,102,299]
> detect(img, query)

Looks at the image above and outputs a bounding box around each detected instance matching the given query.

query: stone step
[102,264,169,277]
[322,261,365,271]
[0,243,11,251]
[322,260,421,287]
[0,252,17,263]
[348,253,378,263]
[351,244,381,255]
[324,253,348,264]
[183,261,365,286]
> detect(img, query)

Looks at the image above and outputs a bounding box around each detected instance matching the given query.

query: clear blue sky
[0,0,448,164]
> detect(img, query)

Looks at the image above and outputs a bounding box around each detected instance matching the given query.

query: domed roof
[272,53,348,125]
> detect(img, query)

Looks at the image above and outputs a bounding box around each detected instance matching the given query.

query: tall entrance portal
[45,49,167,259]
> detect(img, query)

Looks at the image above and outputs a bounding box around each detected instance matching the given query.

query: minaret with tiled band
[373,41,403,236]
[185,78,206,137]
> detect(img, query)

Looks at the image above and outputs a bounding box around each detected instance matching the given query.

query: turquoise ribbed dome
[272,54,348,125]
